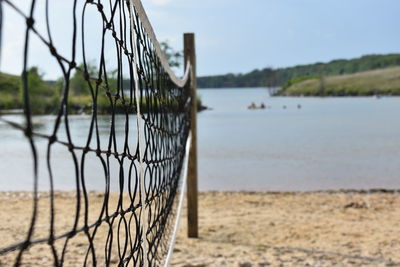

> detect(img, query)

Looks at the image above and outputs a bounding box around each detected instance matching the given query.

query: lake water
[1,88,400,191]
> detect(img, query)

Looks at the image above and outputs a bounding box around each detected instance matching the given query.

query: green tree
[106,69,118,94]
[160,41,182,68]
[0,72,21,109]
[69,63,97,96]
[23,67,59,114]
[159,41,207,111]
[25,67,53,96]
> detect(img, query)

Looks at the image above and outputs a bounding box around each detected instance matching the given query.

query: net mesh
[0,0,191,266]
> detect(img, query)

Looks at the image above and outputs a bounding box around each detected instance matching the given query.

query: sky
[1,0,400,79]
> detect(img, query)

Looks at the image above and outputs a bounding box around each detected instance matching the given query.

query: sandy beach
[172,191,400,266]
[1,190,400,266]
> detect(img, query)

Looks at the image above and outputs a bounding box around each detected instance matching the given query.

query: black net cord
[0,0,192,266]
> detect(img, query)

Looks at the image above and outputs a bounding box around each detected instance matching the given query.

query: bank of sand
[1,191,400,266]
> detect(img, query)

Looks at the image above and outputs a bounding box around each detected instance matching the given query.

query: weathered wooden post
[184,33,198,238]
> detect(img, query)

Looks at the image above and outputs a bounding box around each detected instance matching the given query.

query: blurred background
[1,0,400,192]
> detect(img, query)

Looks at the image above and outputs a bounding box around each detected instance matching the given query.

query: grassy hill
[276,66,400,96]
[198,54,400,88]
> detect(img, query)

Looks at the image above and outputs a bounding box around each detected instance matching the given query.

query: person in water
[248,102,257,109]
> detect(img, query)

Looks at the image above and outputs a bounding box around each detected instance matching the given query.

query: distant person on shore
[260,102,266,109]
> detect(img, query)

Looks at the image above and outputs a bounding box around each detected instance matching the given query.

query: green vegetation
[0,68,60,113]
[0,63,205,114]
[278,67,400,96]
[0,65,121,114]
[197,54,400,88]
[26,67,60,114]
[160,41,183,69]
[0,40,195,115]
[282,75,319,90]
[1,53,398,114]
[0,72,22,110]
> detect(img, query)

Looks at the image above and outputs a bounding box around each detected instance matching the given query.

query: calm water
[1,88,400,191]
[198,88,400,191]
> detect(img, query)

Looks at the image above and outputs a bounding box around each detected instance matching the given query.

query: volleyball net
[0,0,193,266]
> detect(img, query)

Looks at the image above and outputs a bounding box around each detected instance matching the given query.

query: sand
[1,191,400,266]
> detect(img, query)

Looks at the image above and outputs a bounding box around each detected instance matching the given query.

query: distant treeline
[197,54,400,88]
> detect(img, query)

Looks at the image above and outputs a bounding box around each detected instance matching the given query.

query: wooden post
[184,33,198,238]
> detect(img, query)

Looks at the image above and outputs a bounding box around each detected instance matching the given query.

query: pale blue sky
[1,0,399,78]
[143,0,400,76]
